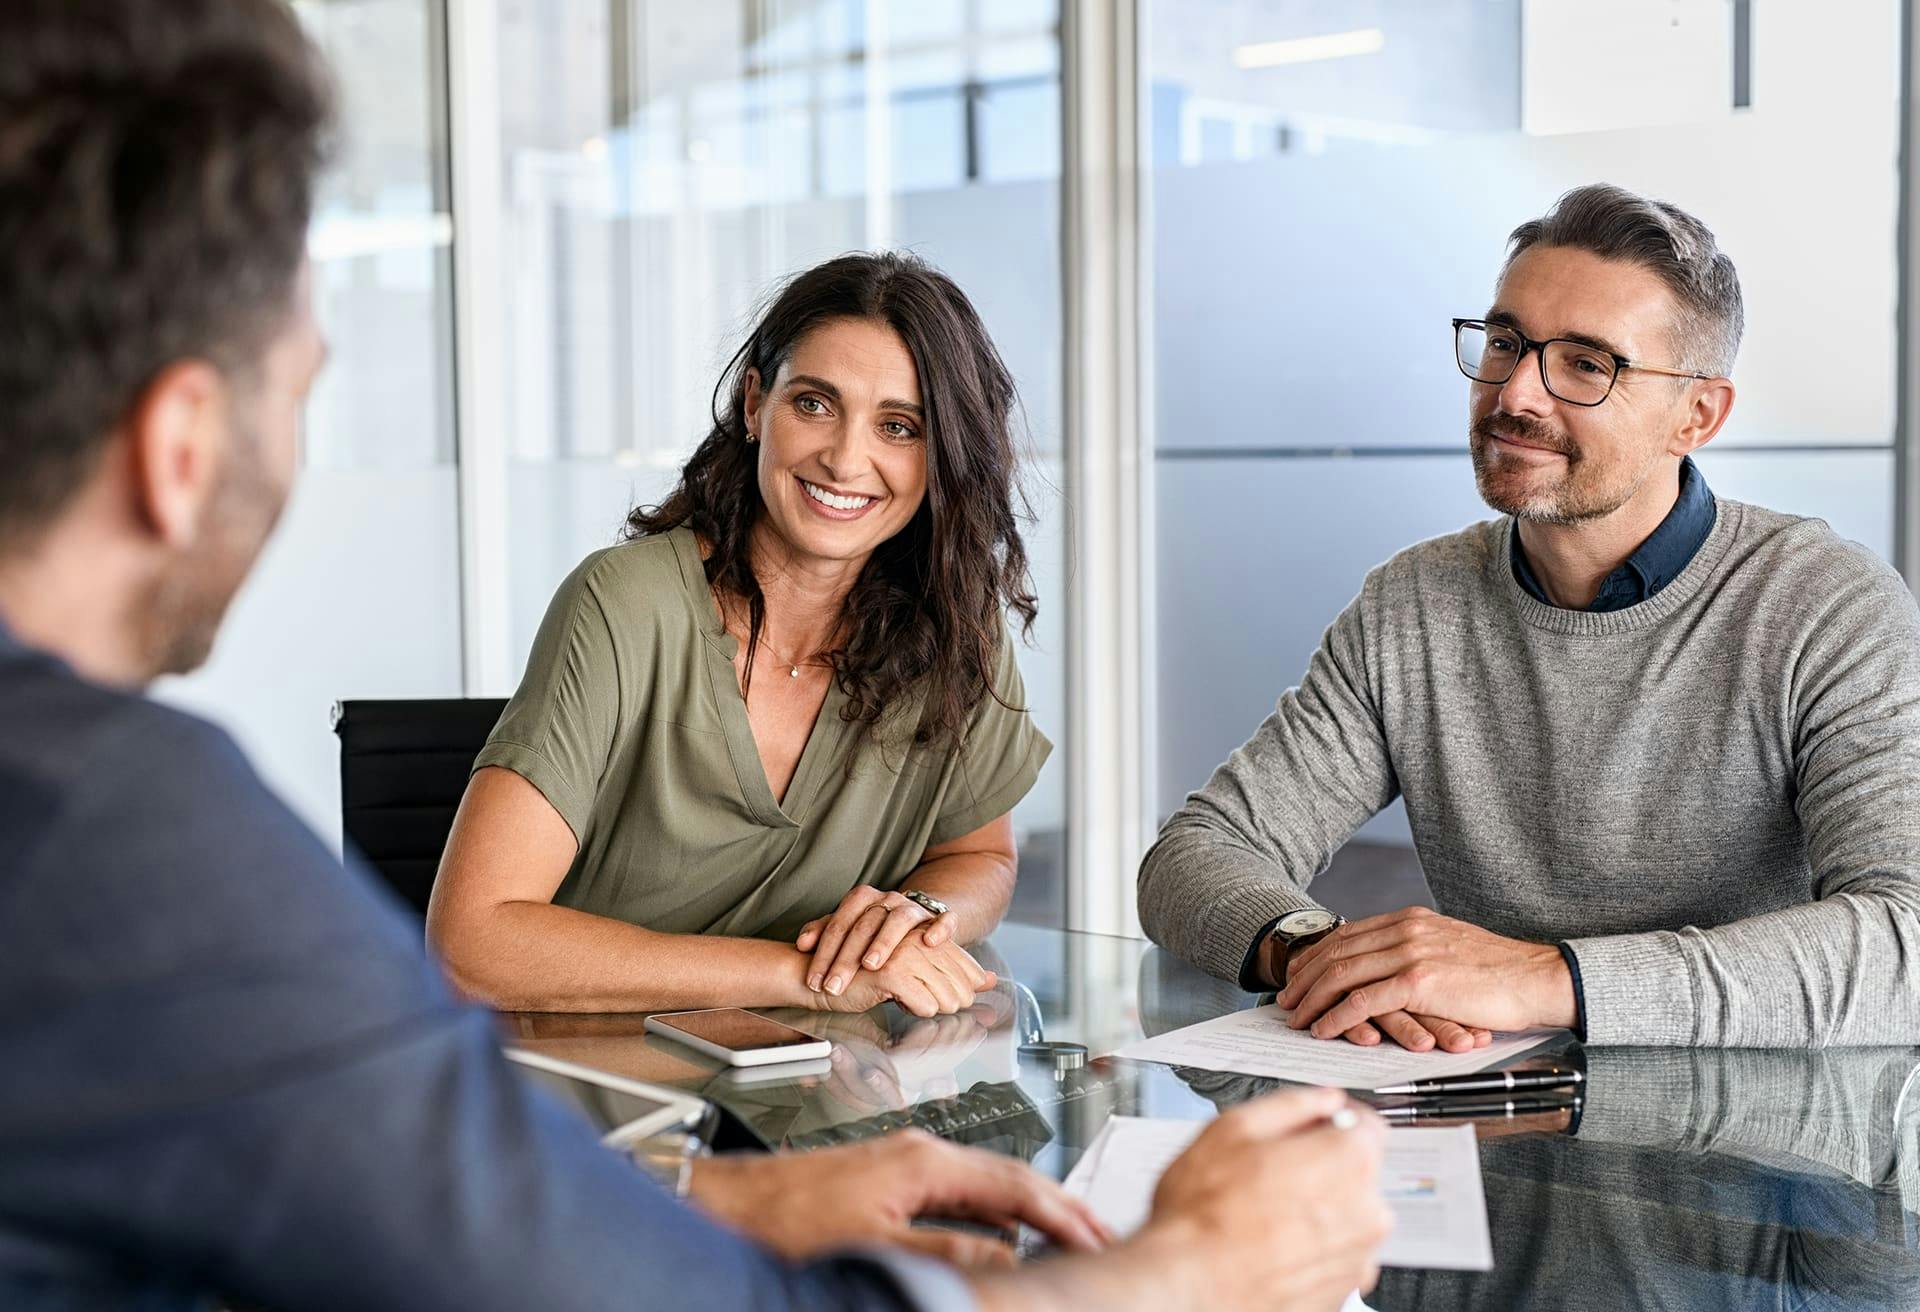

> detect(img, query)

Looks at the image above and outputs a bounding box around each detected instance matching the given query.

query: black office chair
[331,698,508,916]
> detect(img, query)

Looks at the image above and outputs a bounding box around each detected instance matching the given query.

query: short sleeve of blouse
[927,621,1052,847]
[470,553,622,843]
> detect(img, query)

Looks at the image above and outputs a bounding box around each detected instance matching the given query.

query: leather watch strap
[1271,924,1338,990]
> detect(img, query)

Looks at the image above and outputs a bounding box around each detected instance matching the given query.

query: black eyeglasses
[1452,318,1711,407]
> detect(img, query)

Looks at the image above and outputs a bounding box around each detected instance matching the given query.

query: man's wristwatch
[901,889,949,917]
[629,1130,709,1199]
[1267,908,1347,989]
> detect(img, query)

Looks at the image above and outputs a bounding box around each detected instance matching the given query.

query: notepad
[1113,1003,1560,1088]
[1064,1116,1493,1274]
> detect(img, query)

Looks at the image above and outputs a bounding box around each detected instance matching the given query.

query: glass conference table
[501,923,1920,1310]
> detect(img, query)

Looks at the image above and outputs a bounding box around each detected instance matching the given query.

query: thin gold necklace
[714,589,827,679]
[755,630,822,679]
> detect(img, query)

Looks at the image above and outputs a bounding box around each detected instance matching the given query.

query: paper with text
[1064,1116,1492,1274]
[1113,1004,1559,1087]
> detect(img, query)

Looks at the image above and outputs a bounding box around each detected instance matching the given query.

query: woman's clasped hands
[796,886,994,1017]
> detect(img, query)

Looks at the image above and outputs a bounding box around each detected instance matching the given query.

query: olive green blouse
[473,527,1051,942]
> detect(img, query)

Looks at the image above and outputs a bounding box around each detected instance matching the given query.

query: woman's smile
[797,475,881,520]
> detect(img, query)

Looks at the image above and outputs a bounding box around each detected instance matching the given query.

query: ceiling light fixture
[1233,27,1386,70]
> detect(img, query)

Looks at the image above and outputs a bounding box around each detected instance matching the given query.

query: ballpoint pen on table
[1373,1067,1584,1097]
[1377,1093,1581,1122]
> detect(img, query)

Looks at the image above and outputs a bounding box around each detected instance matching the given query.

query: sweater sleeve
[1137,575,1401,984]
[1566,553,1920,1047]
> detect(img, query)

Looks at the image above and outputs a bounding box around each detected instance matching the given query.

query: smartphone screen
[654,1008,821,1052]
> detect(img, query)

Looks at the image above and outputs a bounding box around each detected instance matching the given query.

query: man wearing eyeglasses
[1141,182,1920,1051]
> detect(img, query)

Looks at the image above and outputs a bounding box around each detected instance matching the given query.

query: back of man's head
[0,0,332,554]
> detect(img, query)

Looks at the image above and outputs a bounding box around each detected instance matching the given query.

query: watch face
[1277,908,1338,938]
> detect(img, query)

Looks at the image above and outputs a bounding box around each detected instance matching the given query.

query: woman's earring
[745,429,757,444]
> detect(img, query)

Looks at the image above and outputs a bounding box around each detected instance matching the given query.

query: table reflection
[1370,1045,1920,1309]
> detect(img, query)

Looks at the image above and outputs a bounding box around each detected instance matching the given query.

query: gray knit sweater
[1138,499,1920,1047]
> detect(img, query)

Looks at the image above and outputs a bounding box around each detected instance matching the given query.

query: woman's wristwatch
[901,889,949,918]
[1266,908,1347,988]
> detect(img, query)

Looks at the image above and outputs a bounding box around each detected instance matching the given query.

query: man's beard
[137,424,286,679]
[1468,411,1612,526]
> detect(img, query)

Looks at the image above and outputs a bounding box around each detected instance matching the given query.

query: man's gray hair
[1505,183,1744,377]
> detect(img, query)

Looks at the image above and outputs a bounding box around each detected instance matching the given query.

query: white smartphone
[713,1056,834,1089]
[644,1007,834,1067]
[504,1048,713,1148]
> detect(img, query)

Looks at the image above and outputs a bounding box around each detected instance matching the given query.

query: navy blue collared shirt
[1510,456,1717,611]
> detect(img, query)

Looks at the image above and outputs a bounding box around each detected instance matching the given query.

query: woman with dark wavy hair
[427,252,1048,1017]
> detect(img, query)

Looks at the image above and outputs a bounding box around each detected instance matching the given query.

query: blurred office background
[157,0,1912,935]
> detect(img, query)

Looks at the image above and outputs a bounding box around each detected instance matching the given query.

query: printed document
[1113,1003,1559,1087]
[1064,1117,1493,1273]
